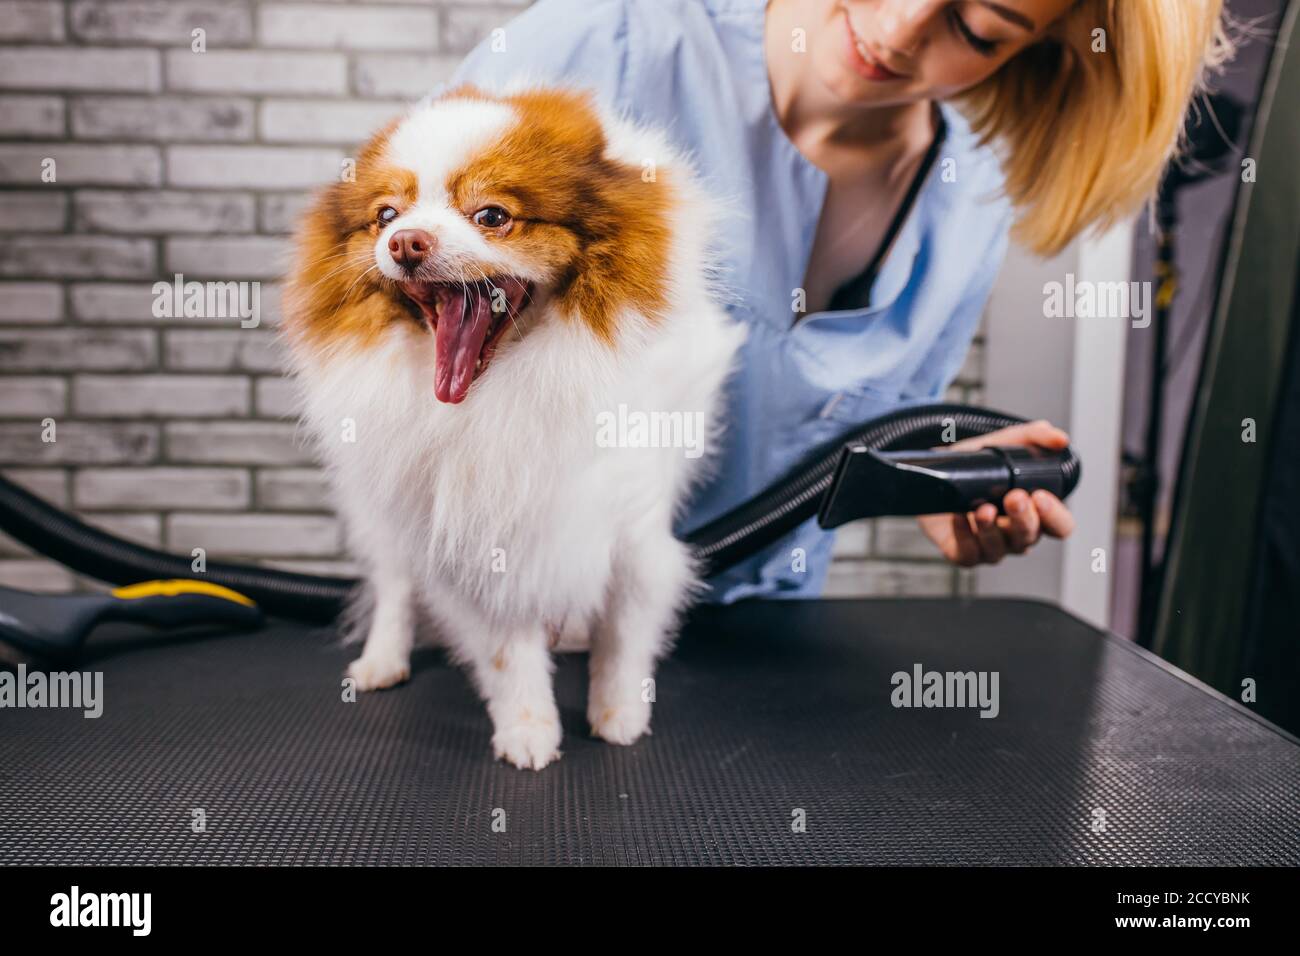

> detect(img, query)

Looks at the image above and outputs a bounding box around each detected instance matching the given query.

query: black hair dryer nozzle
[817,445,1080,529]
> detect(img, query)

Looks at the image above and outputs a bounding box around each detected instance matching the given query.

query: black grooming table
[1,598,1297,866]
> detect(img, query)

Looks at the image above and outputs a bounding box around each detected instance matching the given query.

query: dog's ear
[559,156,675,342]
[504,86,608,164]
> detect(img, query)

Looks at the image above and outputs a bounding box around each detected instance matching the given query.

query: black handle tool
[0,580,264,662]
[818,445,1079,528]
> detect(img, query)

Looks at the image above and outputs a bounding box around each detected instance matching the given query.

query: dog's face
[290,85,675,403]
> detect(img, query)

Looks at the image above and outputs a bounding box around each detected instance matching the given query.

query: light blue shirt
[440,0,1014,601]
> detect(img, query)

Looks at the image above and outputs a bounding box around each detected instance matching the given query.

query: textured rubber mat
[1,598,1297,865]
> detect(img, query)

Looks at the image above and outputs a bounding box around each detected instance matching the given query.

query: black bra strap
[826,107,948,314]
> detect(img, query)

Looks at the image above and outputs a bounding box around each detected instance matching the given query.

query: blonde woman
[443,0,1230,600]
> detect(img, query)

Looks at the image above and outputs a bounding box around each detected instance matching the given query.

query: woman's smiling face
[806,0,1078,104]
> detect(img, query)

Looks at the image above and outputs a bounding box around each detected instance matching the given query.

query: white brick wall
[257,4,440,51]
[0,2,66,43]
[76,189,257,234]
[72,96,254,141]
[164,236,289,277]
[72,374,251,418]
[165,50,348,95]
[0,282,63,321]
[0,94,64,136]
[0,0,981,595]
[0,143,162,185]
[69,1,254,45]
[258,99,405,142]
[74,467,249,510]
[4,190,64,229]
[165,145,344,188]
[0,47,161,92]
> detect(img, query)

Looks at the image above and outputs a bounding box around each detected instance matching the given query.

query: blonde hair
[959,0,1233,256]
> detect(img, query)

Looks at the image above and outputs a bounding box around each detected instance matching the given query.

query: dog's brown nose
[388,229,435,270]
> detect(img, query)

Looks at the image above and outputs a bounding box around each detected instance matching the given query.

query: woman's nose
[871,0,930,57]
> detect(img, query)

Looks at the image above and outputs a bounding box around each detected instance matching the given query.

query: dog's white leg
[588,524,691,745]
[346,565,415,691]
[338,501,415,691]
[477,630,562,770]
[433,591,561,770]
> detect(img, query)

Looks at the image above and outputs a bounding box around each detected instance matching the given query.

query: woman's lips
[842,10,905,82]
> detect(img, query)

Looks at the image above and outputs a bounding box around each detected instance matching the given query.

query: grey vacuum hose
[0,404,1079,623]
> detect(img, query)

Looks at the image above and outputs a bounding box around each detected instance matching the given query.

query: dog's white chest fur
[294,300,743,628]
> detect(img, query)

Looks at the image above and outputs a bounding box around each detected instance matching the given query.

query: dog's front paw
[346,653,410,691]
[588,696,651,746]
[492,718,562,770]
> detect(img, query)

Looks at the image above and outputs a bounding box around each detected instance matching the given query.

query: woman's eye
[377,206,399,225]
[950,11,999,56]
[473,206,511,229]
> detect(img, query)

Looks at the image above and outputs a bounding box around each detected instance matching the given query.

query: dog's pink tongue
[433,287,492,404]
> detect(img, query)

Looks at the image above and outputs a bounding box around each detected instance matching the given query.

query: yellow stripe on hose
[111,579,257,607]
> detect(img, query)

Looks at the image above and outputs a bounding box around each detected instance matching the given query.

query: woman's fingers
[971,503,1007,564]
[1015,419,1071,449]
[946,419,1071,453]
[944,513,983,567]
[1000,489,1040,554]
[1032,490,1075,538]
[918,472,1076,568]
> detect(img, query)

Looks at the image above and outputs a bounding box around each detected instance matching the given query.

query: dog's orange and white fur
[283,84,744,769]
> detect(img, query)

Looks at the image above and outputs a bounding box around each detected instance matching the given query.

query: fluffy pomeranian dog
[283,83,745,769]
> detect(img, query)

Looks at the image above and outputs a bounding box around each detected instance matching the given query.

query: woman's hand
[917,420,1076,567]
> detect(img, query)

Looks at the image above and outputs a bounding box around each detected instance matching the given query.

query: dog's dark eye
[473,206,511,229]
[377,206,399,225]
